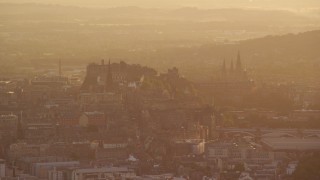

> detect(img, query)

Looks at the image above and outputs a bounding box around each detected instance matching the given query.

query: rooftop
[84,111,104,115]
[262,137,320,151]
[34,161,80,166]
[0,114,18,119]
[73,167,134,173]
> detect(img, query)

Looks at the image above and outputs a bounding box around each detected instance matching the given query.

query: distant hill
[138,30,320,65]
[0,3,315,23]
[130,30,320,82]
[0,3,319,82]
[202,30,320,64]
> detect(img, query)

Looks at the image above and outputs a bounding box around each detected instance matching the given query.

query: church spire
[108,59,112,80]
[236,51,242,72]
[222,59,226,74]
[230,59,234,73]
[58,59,62,77]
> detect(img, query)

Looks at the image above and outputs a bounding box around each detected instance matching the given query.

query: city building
[0,114,19,139]
[79,112,106,128]
[262,137,320,151]
[31,161,79,179]
[0,159,5,178]
[71,167,135,180]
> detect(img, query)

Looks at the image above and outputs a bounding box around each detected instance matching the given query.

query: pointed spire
[58,59,62,77]
[222,59,226,74]
[108,59,112,80]
[236,51,242,72]
[230,60,234,73]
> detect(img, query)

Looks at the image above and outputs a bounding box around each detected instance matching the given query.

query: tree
[234,163,245,172]
[293,153,320,180]
[222,113,234,127]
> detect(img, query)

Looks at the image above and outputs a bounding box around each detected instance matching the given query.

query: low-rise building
[262,137,320,151]
[71,167,135,180]
[290,110,320,122]
[0,91,18,107]
[286,161,298,175]
[173,139,205,156]
[24,123,56,142]
[79,112,107,128]
[0,159,5,178]
[93,140,129,160]
[31,161,79,179]
[205,140,276,171]
[79,92,122,112]
[7,143,49,160]
[0,114,19,139]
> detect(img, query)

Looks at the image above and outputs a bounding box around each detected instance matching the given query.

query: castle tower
[105,60,113,92]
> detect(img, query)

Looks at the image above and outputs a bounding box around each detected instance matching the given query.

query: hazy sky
[2,0,320,10]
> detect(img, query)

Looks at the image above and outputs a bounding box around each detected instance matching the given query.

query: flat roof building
[262,137,320,151]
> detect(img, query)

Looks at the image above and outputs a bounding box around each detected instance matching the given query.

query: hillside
[0,3,319,66]
[132,30,320,82]
[0,3,319,82]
